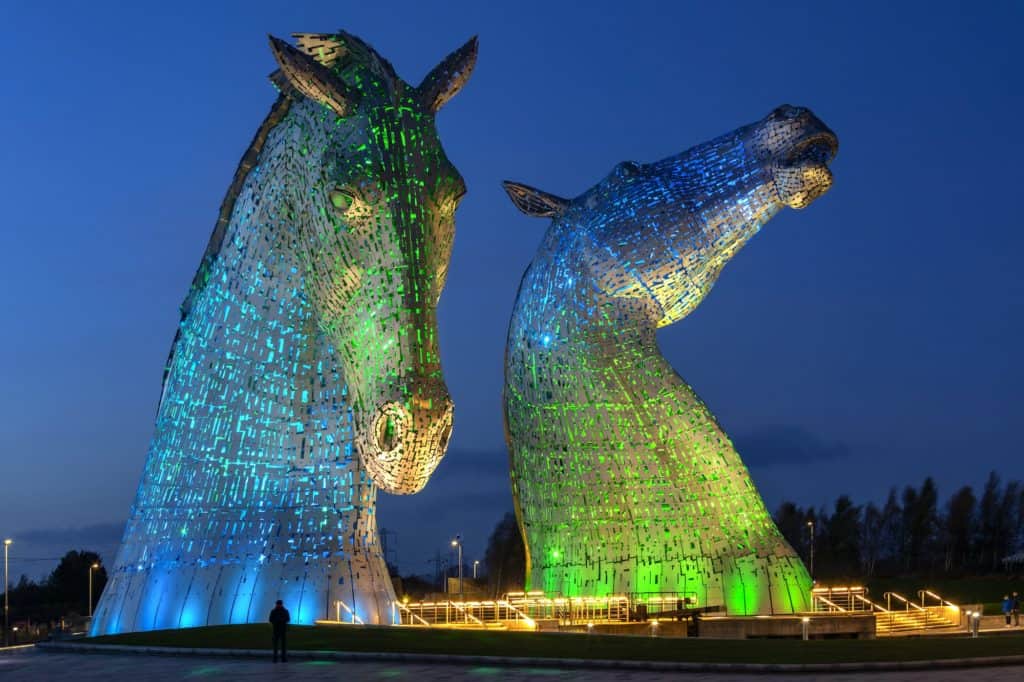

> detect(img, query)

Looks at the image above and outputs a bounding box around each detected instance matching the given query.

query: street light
[473,560,479,580]
[4,539,11,647]
[88,562,101,619]
[451,536,463,600]
[806,520,815,578]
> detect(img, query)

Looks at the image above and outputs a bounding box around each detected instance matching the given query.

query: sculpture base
[696,614,876,640]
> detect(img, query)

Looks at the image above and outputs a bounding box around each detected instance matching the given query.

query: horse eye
[329,189,355,212]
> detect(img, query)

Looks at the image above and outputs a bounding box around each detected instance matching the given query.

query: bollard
[802,616,810,641]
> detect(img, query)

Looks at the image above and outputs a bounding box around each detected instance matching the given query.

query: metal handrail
[448,600,485,626]
[918,589,960,610]
[810,586,869,612]
[884,591,926,612]
[855,594,888,612]
[335,599,365,625]
[394,600,430,627]
[495,599,535,628]
[918,590,962,629]
[812,595,847,612]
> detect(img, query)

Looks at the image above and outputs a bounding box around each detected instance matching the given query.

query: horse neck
[174,100,371,488]
[508,243,675,409]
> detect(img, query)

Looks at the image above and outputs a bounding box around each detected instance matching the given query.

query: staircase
[811,586,962,635]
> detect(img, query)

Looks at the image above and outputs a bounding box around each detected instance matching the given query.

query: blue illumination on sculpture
[502,105,837,613]
[90,30,476,634]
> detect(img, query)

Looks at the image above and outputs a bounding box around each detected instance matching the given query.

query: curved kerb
[34,641,1024,674]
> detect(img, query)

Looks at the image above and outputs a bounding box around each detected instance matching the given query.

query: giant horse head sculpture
[91,31,475,635]
[504,105,837,324]
[501,105,837,614]
[264,32,475,493]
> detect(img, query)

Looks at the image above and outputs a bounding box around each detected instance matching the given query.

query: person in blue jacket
[1002,595,1013,626]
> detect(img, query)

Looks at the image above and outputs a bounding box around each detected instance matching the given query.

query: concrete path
[1,649,1023,681]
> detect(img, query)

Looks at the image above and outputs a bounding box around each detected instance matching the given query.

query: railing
[887,591,928,628]
[854,593,888,613]
[918,589,960,613]
[394,600,430,627]
[630,592,701,619]
[918,589,962,628]
[812,595,848,613]
[871,591,960,633]
[811,586,869,612]
[329,587,961,634]
[497,599,536,629]
[449,601,485,626]
[395,591,701,628]
[394,599,536,629]
[506,592,631,624]
[885,591,926,614]
[809,585,958,633]
[334,598,364,625]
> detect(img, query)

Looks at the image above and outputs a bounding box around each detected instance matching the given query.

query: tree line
[4,550,107,627]
[479,471,1024,595]
[483,511,526,597]
[775,471,1024,579]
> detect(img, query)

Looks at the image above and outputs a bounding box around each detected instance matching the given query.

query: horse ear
[502,181,569,218]
[268,35,360,117]
[417,36,478,113]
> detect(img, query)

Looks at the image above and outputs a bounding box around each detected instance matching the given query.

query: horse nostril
[439,424,452,451]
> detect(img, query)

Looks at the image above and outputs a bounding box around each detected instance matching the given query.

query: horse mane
[164,31,403,400]
[292,31,402,102]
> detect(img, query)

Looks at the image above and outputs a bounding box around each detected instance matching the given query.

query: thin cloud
[733,425,851,466]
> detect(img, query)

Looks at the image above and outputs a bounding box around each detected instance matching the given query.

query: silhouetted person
[1013,592,1020,627]
[269,599,290,662]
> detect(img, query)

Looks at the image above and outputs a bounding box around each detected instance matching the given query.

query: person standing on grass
[1002,595,1012,627]
[1013,591,1020,627]
[269,599,291,662]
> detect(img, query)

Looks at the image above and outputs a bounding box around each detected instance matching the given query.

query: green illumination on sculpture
[502,105,838,614]
[91,30,475,635]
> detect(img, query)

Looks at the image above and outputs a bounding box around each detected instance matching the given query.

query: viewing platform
[317,587,976,640]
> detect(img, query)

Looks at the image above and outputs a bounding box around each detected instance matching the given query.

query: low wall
[697,614,876,640]
[559,621,689,637]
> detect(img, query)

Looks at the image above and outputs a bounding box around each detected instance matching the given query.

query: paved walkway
[1,650,1023,681]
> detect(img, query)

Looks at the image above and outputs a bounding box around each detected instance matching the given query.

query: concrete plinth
[697,614,875,639]
[559,621,689,637]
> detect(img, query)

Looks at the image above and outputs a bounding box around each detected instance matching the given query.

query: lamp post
[473,560,479,580]
[88,563,100,618]
[3,539,11,647]
[451,536,463,600]
[807,520,815,578]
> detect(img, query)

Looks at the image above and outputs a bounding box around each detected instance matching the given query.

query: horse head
[268,32,476,493]
[503,105,837,327]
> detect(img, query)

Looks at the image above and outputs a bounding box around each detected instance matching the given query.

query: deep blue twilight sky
[1,1,1021,580]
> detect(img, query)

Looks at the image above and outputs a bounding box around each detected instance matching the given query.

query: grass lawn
[86,624,1024,665]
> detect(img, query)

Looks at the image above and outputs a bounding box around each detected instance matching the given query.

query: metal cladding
[502,106,837,614]
[91,31,475,634]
